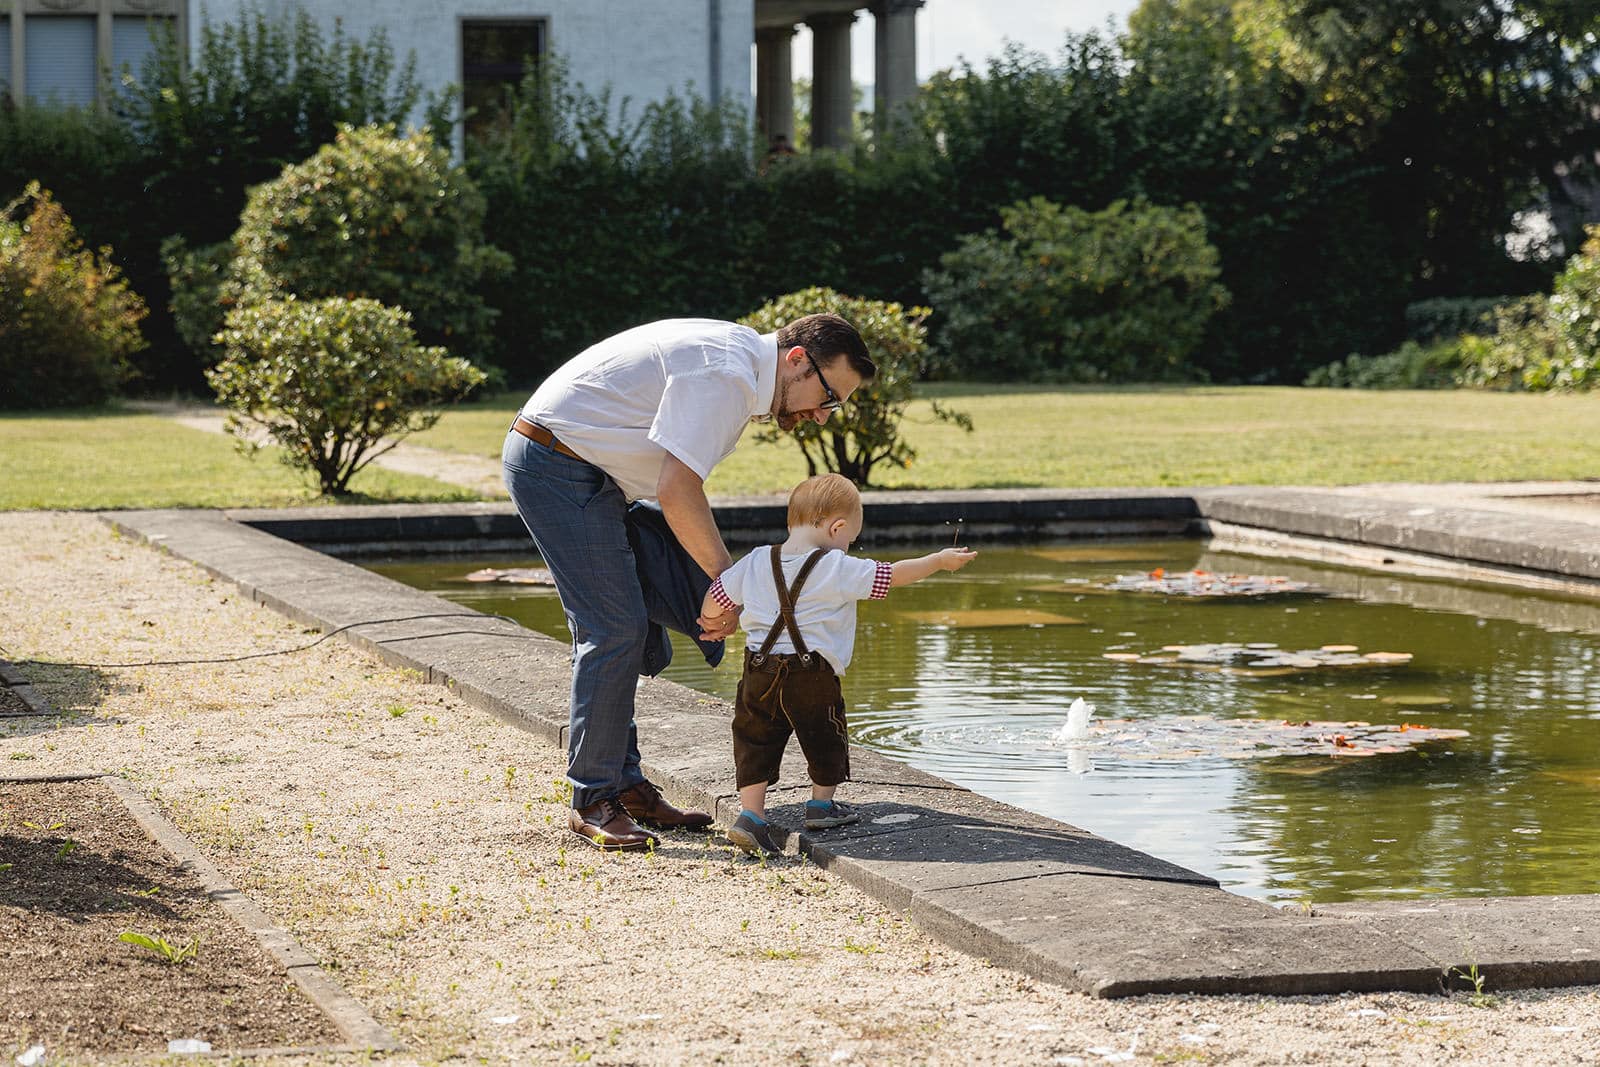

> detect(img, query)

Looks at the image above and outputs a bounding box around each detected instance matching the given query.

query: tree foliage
[739,288,971,487]
[0,184,146,409]
[219,124,511,365]
[923,197,1228,382]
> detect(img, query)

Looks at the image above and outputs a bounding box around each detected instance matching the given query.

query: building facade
[1,0,922,151]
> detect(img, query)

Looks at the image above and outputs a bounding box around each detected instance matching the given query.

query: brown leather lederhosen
[730,547,850,789]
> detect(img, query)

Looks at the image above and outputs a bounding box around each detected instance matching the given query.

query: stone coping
[99,490,1600,998]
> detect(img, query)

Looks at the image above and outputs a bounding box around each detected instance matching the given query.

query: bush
[162,236,235,357]
[1303,339,1467,389]
[1404,296,1512,342]
[921,197,1228,382]
[0,184,146,409]
[738,287,971,487]
[1456,228,1600,393]
[207,296,487,494]
[216,124,511,369]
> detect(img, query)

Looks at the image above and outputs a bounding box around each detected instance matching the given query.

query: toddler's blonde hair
[787,473,861,529]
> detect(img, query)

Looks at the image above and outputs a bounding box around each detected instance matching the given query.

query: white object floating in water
[1057,697,1096,742]
[871,812,921,825]
[17,1046,45,1067]
[167,1039,212,1055]
[1067,749,1094,776]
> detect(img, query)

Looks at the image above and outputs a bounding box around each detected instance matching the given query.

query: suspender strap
[757,546,829,657]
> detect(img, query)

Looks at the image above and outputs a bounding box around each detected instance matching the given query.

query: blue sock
[739,808,768,824]
[806,799,832,809]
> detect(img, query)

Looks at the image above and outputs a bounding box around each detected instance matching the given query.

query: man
[502,314,875,851]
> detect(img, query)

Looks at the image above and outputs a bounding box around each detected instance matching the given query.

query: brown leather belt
[512,416,585,462]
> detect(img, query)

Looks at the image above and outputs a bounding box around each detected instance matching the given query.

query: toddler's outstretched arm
[890,547,977,588]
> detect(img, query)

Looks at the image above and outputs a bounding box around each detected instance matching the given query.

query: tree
[739,287,971,487]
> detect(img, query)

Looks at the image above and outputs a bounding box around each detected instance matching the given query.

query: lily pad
[902,608,1085,628]
[462,567,557,586]
[1081,715,1467,760]
[1104,642,1413,674]
[1102,568,1329,598]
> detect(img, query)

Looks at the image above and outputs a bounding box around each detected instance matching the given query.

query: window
[1,17,12,98]
[26,16,96,109]
[111,15,172,95]
[461,18,546,144]
[5,7,177,110]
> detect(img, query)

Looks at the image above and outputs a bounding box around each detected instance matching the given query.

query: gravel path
[1,512,1596,1065]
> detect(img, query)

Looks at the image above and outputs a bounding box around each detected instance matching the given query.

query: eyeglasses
[803,350,845,412]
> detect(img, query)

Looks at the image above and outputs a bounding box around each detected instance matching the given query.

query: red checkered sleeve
[708,577,738,613]
[869,561,893,600]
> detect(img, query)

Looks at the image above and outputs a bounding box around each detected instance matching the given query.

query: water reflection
[369,539,1600,904]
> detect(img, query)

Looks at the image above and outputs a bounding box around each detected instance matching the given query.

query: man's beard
[773,379,808,432]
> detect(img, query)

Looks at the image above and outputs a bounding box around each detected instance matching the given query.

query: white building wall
[190,0,753,142]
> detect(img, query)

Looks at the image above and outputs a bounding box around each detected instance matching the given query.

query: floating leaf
[903,608,1084,628]
[461,567,556,586]
[1102,570,1329,598]
[1104,643,1414,674]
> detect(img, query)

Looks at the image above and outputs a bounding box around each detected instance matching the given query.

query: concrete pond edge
[78,487,1600,1000]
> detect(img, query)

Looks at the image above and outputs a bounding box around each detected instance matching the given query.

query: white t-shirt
[521,319,778,502]
[709,546,893,676]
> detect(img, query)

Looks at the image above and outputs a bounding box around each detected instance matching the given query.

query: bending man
[502,314,874,850]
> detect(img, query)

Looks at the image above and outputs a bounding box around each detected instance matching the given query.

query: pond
[368,539,1600,905]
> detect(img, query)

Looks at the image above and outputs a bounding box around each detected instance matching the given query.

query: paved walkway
[128,400,509,499]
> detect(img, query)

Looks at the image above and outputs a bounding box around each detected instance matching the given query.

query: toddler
[700,473,976,857]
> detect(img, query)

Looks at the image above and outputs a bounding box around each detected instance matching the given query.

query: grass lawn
[416,384,1600,495]
[0,407,479,510]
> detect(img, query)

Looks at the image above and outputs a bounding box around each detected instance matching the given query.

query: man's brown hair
[787,472,862,529]
[776,313,876,382]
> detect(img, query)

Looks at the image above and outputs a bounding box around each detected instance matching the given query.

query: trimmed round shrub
[222,124,512,364]
[207,296,487,495]
[922,196,1229,382]
[0,183,145,409]
[739,286,971,487]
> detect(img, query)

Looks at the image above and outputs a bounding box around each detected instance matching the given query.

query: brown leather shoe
[617,779,714,831]
[569,798,660,852]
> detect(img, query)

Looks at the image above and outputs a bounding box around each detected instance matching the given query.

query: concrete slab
[1317,896,1600,992]
[910,873,1449,997]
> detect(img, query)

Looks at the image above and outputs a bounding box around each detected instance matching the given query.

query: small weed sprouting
[763,947,803,960]
[504,765,517,793]
[120,930,199,966]
[1449,963,1500,1008]
[844,938,880,956]
[387,704,409,718]
[54,839,77,861]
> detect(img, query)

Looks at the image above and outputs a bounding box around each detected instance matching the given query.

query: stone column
[807,10,855,150]
[755,24,795,146]
[872,0,921,138]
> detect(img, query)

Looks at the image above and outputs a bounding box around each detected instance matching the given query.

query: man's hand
[698,603,742,642]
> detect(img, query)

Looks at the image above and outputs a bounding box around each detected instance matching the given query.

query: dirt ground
[0,778,338,1055]
[0,511,1597,1066]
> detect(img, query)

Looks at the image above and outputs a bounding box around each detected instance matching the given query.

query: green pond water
[368,539,1600,905]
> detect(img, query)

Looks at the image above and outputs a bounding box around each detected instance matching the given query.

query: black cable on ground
[0,612,542,670]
